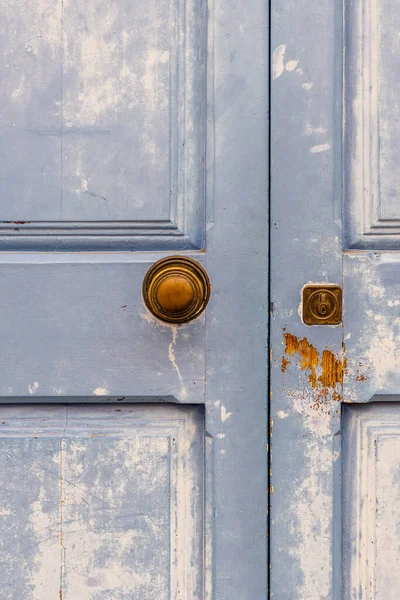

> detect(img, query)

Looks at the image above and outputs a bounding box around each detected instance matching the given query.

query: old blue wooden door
[0,0,269,597]
[271,0,400,598]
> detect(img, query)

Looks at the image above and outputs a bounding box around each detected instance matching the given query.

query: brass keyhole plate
[302,284,342,326]
[143,256,211,324]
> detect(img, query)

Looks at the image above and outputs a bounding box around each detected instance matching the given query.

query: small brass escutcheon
[302,284,342,326]
[143,256,211,324]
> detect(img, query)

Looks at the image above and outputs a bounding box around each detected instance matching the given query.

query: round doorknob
[142,256,211,324]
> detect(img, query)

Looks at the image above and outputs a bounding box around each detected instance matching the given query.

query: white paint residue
[304,122,328,136]
[388,299,400,307]
[93,387,109,396]
[276,410,289,419]
[310,143,331,153]
[302,82,313,90]
[52,387,64,396]
[217,433,225,439]
[28,381,39,395]
[285,59,299,72]
[283,396,333,599]
[272,44,286,79]
[29,484,60,597]
[168,326,187,400]
[221,406,232,422]
[81,179,88,191]
[296,68,304,75]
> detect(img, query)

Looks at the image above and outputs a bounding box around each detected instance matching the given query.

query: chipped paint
[0,405,205,597]
[93,387,110,396]
[283,332,346,403]
[276,410,289,419]
[285,59,299,72]
[310,143,331,153]
[28,381,39,395]
[221,406,232,422]
[272,44,286,79]
[168,326,188,400]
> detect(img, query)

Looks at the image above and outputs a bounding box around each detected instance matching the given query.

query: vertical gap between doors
[267,0,272,597]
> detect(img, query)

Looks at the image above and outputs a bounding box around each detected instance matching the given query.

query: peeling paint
[276,410,289,419]
[285,59,299,72]
[28,381,39,395]
[282,332,346,403]
[168,326,187,401]
[93,387,109,396]
[310,143,331,153]
[221,406,232,422]
[272,44,286,79]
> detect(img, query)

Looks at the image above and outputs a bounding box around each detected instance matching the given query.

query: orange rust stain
[284,333,319,388]
[283,331,347,403]
[319,349,347,388]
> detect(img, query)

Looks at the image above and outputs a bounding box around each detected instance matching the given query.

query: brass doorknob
[142,256,211,324]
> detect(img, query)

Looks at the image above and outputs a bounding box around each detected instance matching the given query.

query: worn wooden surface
[272,0,400,597]
[343,403,400,598]
[0,404,204,599]
[0,0,269,596]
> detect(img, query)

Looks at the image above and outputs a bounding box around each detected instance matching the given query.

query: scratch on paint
[168,326,187,400]
[282,332,346,404]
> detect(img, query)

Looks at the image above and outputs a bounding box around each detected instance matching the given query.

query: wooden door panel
[0,0,269,595]
[0,0,205,250]
[342,403,400,599]
[272,0,400,596]
[0,404,204,599]
[0,254,205,400]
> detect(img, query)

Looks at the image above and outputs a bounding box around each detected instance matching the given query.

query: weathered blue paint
[271,0,342,594]
[343,403,400,597]
[272,0,400,596]
[0,404,204,598]
[0,0,269,596]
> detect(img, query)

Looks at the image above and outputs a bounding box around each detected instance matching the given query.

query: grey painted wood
[0,404,204,599]
[0,0,269,596]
